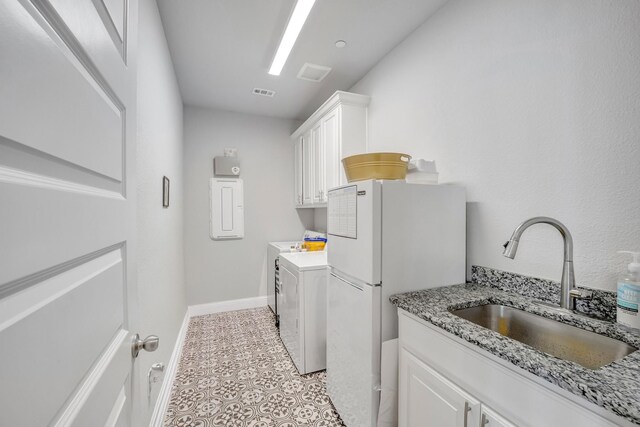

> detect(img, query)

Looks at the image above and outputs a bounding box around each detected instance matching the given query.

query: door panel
[0,184,125,287]
[322,107,341,192]
[0,249,125,426]
[302,131,314,205]
[327,180,382,285]
[294,138,303,205]
[311,122,324,203]
[64,333,131,426]
[0,0,137,425]
[0,1,124,181]
[327,271,380,427]
[481,406,516,427]
[102,0,126,42]
[399,349,480,427]
[47,0,128,93]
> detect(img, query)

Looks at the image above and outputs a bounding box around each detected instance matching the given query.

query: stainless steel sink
[450,304,637,369]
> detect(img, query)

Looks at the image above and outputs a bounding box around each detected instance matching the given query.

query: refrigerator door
[327,269,381,427]
[327,180,381,285]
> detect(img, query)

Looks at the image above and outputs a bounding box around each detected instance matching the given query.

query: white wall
[314,208,327,233]
[351,0,640,291]
[184,106,313,305]
[136,0,187,422]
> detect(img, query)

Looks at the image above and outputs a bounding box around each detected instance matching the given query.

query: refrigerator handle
[330,272,364,291]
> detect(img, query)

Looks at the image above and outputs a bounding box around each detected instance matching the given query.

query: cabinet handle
[463,402,471,427]
[481,414,489,425]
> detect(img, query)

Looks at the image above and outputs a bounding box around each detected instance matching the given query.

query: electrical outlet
[148,363,165,400]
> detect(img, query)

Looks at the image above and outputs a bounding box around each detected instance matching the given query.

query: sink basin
[450,304,637,369]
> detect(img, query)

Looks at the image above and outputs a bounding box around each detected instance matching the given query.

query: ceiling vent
[297,63,332,82]
[252,88,275,97]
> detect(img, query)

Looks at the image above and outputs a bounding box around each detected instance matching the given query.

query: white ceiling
[156,0,448,120]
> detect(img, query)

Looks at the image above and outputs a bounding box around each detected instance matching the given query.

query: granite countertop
[390,269,640,425]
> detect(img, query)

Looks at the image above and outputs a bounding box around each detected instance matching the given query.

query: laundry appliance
[326,180,466,426]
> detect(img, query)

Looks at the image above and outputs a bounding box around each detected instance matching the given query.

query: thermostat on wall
[214,156,240,176]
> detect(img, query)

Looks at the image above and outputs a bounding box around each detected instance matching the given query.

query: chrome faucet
[502,216,589,311]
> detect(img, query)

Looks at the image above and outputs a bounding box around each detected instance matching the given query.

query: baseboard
[149,310,189,427]
[188,295,268,317]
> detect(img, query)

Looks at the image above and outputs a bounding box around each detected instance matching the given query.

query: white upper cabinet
[291,91,370,207]
[322,107,341,197]
[294,138,303,206]
[301,130,314,206]
[311,122,324,204]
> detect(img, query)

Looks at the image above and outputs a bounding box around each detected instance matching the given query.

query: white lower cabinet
[400,348,481,427]
[398,310,633,427]
[481,406,516,427]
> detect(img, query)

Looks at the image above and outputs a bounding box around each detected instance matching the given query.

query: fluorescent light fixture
[268,0,316,76]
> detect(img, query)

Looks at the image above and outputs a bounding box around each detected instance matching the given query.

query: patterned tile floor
[164,307,345,427]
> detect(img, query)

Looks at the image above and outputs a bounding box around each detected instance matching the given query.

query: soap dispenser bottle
[617,251,640,329]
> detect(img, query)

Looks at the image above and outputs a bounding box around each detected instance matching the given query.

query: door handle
[330,272,364,291]
[463,401,471,427]
[132,334,159,358]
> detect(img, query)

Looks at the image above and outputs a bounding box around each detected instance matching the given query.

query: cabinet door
[481,406,516,427]
[302,130,314,205]
[311,122,324,204]
[279,265,302,372]
[399,348,481,427]
[322,107,341,195]
[294,137,303,206]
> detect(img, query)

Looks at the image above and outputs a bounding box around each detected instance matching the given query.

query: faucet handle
[569,289,593,300]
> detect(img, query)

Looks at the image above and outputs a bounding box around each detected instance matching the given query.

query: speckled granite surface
[390,273,640,424]
[472,266,617,321]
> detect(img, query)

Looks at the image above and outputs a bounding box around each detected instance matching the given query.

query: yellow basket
[342,152,411,182]
[304,241,326,251]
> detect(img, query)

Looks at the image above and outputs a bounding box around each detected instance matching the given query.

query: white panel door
[399,349,481,427]
[322,106,342,192]
[327,180,382,285]
[327,271,380,427]
[0,1,142,426]
[481,406,516,427]
[294,138,303,206]
[302,131,314,205]
[311,122,325,204]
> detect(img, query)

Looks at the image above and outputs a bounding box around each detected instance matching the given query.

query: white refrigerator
[326,180,466,427]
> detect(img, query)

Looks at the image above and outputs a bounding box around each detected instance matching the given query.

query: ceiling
[156,0,448,120]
